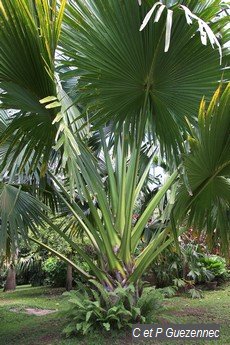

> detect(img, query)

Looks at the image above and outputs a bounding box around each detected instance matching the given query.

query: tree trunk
[3,263,16,292]
[66,253,73,291]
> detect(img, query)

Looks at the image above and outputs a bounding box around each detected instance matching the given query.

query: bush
[63,281,163,336]
[148,240,229,287]
[16,254,45,286]
[145,247,182,287]
[42,257,67,287]
[200,255,229,282]
[137,286,163,322]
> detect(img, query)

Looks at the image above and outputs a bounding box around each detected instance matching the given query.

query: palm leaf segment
[174,84,230,253]
[139,1,222,59]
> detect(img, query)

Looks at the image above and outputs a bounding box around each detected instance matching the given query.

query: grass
[0,283,229,345]
[0,285,67,345]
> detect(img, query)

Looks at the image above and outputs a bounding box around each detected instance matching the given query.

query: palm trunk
[66,253,73,291]
[3,263,16,292]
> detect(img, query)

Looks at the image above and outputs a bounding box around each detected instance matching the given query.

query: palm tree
[0,0,229,290]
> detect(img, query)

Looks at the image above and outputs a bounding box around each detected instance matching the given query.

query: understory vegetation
[0,284,230,345]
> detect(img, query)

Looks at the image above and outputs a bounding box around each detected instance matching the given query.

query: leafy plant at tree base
[63,281,163,336]
[173,278,203,299]
[158,285,178,298]
[200,255,229,282]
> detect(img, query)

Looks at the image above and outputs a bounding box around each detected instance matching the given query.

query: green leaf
[102,323,110,331]
[86,311,93,322]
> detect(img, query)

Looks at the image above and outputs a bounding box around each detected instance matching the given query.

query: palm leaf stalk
[48,125,179,287]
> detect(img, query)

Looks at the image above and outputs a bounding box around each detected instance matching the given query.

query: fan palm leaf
[174,83,230,253]
[0,183,48,254]
[61,0,224,158]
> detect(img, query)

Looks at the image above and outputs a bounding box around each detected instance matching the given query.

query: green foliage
[174,85,230,254]
[181,242,214,283]
[187,288,203,299]
[182,246,229,283]
[137,287,163,322]
[63,282,163,336]
[62,0,222,158]
[173,278,186,289]
[159,277,203,299]
[158,285,178,298]
[16,252,45,287]
[1,284,230,345]
[42,257,66,287]
[0,265,7,288]
[147,246,183,287]
[148,240,229,288]
[200,255,229,282]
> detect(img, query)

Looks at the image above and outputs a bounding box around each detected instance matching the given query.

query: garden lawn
[0,283,229,345]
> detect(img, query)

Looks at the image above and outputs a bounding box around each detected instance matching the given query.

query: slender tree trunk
[66,253,73,291]
[3,263,16,292]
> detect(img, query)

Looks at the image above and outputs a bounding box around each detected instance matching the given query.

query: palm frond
[174,84,230,253]
[0,0,66,174]
[61,0,223,158]
[0,182,49,254]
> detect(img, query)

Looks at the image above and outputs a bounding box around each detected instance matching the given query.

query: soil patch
[173,307,206,317]
[10,307,57,316]
[172,306,219,322]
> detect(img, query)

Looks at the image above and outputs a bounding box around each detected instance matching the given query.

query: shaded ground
[0,283,229,345]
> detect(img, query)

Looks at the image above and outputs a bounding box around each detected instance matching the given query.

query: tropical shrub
[200,255,229,282]
[16,248,45,286]
[180,242,213,283]
[181,247,229,283]
[63,281,163,336]
[146,246,183,287]
[42,257,67,287]
[146,240,229,287]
